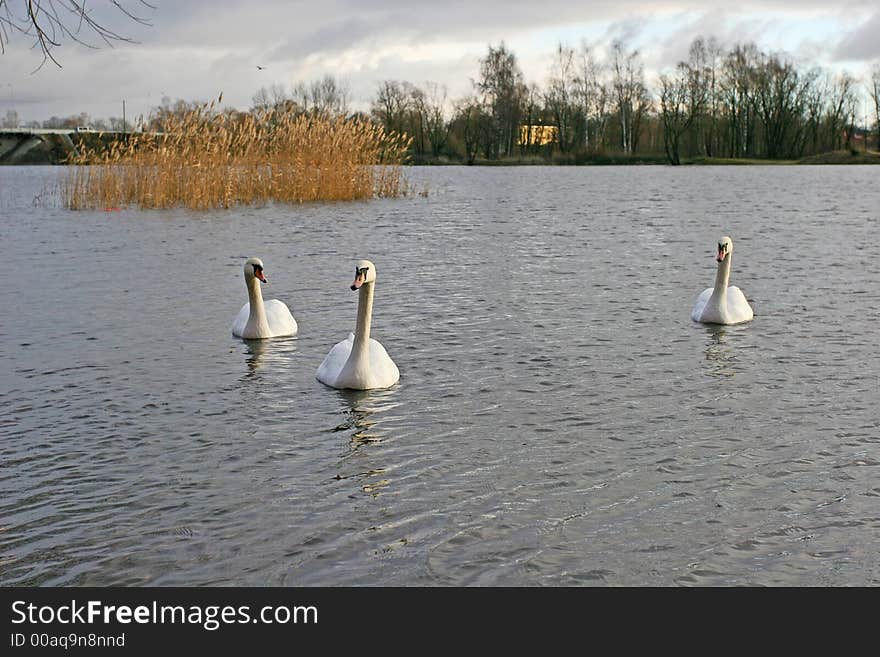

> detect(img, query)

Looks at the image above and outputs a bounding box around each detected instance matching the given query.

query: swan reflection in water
[331,387,401,496]
[703,325,738,378]
[332,387,400,450]
[239,336,298,379]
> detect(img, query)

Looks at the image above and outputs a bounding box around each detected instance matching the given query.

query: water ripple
[1,165,879,585]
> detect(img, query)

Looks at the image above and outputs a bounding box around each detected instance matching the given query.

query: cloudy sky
[2,0,879,124]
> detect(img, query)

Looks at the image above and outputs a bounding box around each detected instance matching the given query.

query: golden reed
[62,100,412,210]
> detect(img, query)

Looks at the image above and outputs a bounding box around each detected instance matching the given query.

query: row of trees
[246,41,661,163]
[659,39,878,163]
[10,38,880,164]
[362,39,880,164]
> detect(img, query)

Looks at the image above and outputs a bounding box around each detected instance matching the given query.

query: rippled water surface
[2,165,879,586]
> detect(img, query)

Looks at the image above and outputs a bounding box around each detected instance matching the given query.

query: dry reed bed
[62,105,412,210]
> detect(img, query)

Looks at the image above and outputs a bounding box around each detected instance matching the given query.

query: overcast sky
[2,0,879,124]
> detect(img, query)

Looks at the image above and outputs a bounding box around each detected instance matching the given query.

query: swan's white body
[316,260,399,390]
[691,236,754,325]
[232,257,298,339]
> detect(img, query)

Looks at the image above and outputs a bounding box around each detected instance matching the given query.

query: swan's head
[244,257,267,284]
[716,236,733,263]
[350,259,376,291]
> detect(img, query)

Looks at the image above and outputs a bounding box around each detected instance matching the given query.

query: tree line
[11,37,880,165]
[250,37,880,164]
[658,39,879,163]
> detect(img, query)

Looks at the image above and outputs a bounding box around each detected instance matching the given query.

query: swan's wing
[726,286,754,323]
[232,303,250,337]
[369,338,400,387]
[316,334,354,386]
[691,287,713,322]
[264,299,298,336]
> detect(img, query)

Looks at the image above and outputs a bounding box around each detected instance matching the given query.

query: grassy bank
[409,150,880,166]
[685,150,880,165]
[413,153,671,166]
[798,150,880,164]
[683,156,799,165]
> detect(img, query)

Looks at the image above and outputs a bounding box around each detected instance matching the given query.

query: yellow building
[518,124,558,146]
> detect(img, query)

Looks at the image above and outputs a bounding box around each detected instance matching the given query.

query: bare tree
[869,62,879,150]
[408,86,428,155]
[450,95,483,164]
[544,43,578,152]
[251,84,295,114]
[703,37,723,157]
[575,41,608,153]
[686,37,708,156]
[251,87,272,113]
[421,82,449,157]
[801,68,825,156]
[145,96,206,131]
[269,83,288,109]
[753,54,808,158]
[686,36,724,157]
[610,40,648,154]
[292,75,350,117]
[0,0,155,70]
[371,80,414,136]
[519,82,542,155]
[825,71,857,151]
[659,62,705,164]
[370,80,448,159]
[720,43,760,158]
[42,110,90,128]
[476,42,526,158]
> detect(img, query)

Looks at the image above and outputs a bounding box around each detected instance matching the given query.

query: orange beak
[350,271,365,291]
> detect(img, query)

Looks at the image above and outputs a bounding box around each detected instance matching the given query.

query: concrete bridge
[0,127,133,163]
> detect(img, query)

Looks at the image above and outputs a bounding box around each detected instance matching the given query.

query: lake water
[1,164,878,586]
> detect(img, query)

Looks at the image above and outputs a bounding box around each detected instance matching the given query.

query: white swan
[691,236,754,325]
[232,257,298,339]
[316,259,399,390]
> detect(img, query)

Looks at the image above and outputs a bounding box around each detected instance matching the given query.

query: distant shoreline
[409,150,880,166]
[3,149,879,166]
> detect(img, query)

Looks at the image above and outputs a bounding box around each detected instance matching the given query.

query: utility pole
[123,99,126,135]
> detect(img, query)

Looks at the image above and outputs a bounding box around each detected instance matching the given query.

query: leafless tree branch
[0,0,154,71]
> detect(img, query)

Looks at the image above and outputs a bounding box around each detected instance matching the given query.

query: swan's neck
[712,255,731,297]
[352,282,375,356]
[246,278,270,336]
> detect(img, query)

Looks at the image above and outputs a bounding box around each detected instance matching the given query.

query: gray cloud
[3,1,879,123]
[605,17,650,48]
[833,11,880,61]
[653,10,776,72]
[265,18,379,62]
